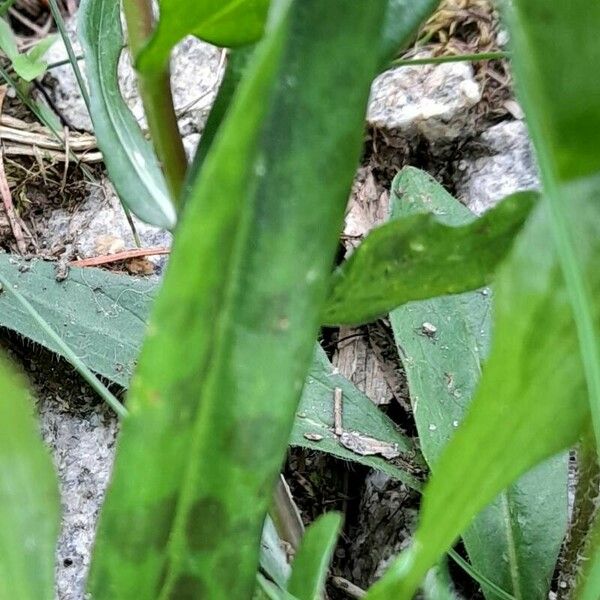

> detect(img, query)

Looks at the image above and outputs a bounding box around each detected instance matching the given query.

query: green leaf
[89,2,389,598]
[389,169,567,599]
[0,19,56,81]
[137,0,270,74]
[323,167,537,326]
[260,516,292,589]
[0,17,18,60]
[288,513,342,600]
[12,34,57,81]
[26,34,58,64]
[0,255,155,388]
[293,347,423,490]
[366,200,592,599]
[78,0,176,229]
[506,0,600,462]
[380,0,440,65]
[0,256,419,485]
[422,561,458,600]
[0,355,60,600]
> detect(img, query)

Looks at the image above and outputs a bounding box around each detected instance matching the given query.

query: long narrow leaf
[288,513,342,600]
[78,0,176,229]
[89,2,389,598]
[0,356,59,600]
[389,168,567,599]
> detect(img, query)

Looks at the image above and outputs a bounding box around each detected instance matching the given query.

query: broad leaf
[389,169,567,599]
[323,167,537,326]
[78,0,176,229]
[137,0,270,74]
[0,355,59,600]
[288,513,342,600]
[366,199,593,599]
[89,2,389,598]
[0,256,418,487]
[293,347,423,490]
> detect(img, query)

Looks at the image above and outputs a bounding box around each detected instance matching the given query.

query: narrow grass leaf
[366,199,593,599]
[78,0,176,229]
[0,356,59,600]
[137,0,270,74]
[288,513,342,600]
[323,167,536,326]
[89,2,388,598]
[389,169,567,599]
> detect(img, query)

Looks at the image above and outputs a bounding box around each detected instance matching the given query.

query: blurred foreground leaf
[89,2,389,597]
[0,355,59,600]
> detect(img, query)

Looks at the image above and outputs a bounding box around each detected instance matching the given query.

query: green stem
[122,0,187,205]
[46,54,85,71]
[47,0,91,113]
[557,432,600,598]
[390,51,507,68]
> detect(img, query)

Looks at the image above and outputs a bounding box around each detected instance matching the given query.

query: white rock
[454,120,539,215]
[45,18,222,151]
[44,177,171,263]
[367,57,482,143]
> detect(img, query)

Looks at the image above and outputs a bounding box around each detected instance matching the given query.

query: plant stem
[122,0,187,205]
[47,0,91,113]
[557,433,600,598]
[390,51,507,68]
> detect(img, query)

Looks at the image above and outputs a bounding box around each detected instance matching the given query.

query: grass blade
[0,355,60,600]
[288,513,342,600]
[78,0,176,229]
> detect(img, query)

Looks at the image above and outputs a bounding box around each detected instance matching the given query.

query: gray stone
[45,18,223,154]
[454,120,539,215]
[367,56,482,143]
[43,177,171,264]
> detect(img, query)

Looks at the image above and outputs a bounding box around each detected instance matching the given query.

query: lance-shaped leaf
[288,513,342,600]
[323,167,537,326]
[137,0,270,74]
[0,256,419,487]
[366,196,596,599]
[389,168,567,599]
[88,1,390,598]
[78,0,176,229]
[0,356,59,600]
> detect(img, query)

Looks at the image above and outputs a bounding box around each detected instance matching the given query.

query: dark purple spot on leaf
[186,497,229,552]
